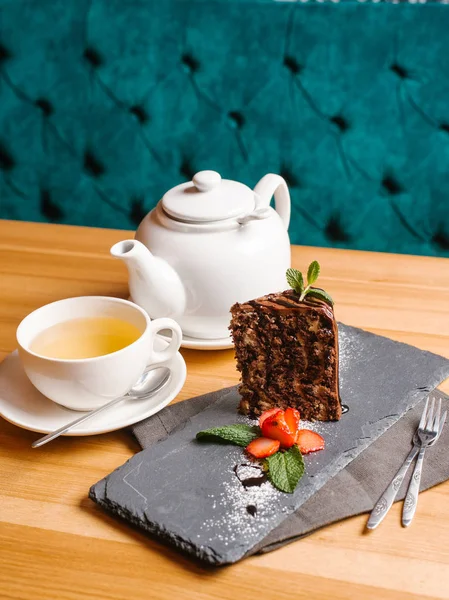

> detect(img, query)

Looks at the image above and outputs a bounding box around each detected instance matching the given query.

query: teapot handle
[253,174,291,230]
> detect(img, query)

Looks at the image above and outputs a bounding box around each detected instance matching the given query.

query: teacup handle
[147,318,182,364]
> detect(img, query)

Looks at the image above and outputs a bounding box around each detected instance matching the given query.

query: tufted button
[129,196,146,225]
[382,175,403,195]
[329,115,349,132]
[325,215,350,242]
[130,105,149,124]
[390,63,408,79]
[35,98,53,117]
[432,230,449,251]
[283,55,302,75]
[181,53,200,74]
[84,149,105,177]
[279,166,300,188]
[0,43,11,63]
[0,143,14,170]
[180,159,195,181]
[439,123,449,134]
[40,189,63,221]
[228,110,244,129]
[83,47,103,68]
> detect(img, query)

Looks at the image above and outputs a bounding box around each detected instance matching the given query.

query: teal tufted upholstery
[1,0,449,256]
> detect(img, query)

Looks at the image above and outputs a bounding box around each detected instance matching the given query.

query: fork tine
[433,398,442,434]
[439,410,447,434]
[418,397,430,430]
[426,397,436,431]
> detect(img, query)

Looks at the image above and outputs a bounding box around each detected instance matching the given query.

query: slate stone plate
[90,324,449,565]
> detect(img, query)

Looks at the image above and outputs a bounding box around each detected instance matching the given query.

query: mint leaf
[307,260,320,285]
[196,424,259,447]
[266,445,305,493]
[287,262,333,307]
[306,287,334,306]
[286,268,304,294]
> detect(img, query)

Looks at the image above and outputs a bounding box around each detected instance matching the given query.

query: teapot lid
[161,170,255,223]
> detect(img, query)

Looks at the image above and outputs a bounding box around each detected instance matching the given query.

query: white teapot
[111,170,291,340]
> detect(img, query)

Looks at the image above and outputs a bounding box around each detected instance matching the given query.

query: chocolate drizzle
[233,464,267,488]
[246,288,334,321]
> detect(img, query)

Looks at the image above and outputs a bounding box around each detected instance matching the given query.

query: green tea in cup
[30,316,142,359]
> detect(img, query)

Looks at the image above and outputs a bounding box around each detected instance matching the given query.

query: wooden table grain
[1,219,449,600]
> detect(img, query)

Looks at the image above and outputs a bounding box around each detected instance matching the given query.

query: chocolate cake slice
[230,289,340,421]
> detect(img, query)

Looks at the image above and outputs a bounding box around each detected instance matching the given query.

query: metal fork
[366,398,445,530]
[402,399,445,527]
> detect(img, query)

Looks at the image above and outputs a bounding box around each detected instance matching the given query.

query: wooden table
[1,220,449,600]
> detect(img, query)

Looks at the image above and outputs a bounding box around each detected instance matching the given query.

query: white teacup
[16,296,182,411]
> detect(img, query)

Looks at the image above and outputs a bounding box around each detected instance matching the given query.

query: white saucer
[159,331,234,351]
[0,340,186,436]
[127,297,233,350]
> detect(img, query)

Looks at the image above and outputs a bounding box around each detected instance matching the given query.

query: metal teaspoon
[32,366,171,448]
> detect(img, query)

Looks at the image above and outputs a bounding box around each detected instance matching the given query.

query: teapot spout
[111,239,186,319]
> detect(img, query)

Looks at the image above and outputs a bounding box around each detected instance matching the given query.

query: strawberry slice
[296,430,325,454]
[246,437,280,458]
[259,407,283,428]
[284,407,300,437]
[261,413,296,448]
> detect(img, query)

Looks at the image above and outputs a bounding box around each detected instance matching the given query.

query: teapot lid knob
[193,170,221,193]
[161,170,254,222]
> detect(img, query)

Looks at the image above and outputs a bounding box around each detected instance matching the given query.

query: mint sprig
[266,445,305,493]
[196,424,307,494]
[196,424,259,447]
[286,260,333,306]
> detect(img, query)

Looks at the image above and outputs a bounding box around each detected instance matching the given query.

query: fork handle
[402,447,425,527]
[366,446,419,530]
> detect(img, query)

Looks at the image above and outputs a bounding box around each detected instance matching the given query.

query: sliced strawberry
[261,413,296,448]
[296,429,325,454]
[246,437,280,458]
[284,407,300,437]
[259,407,283,428]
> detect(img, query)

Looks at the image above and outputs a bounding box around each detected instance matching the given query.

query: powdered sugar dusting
[300,419,329,436]
[198,464,286,546]
[338,327,352,386]
[241,415,258,426]
[338,325,367,388]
